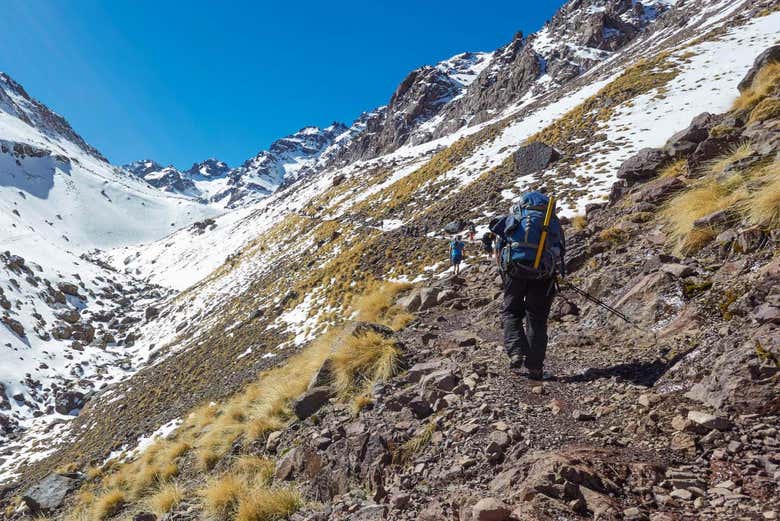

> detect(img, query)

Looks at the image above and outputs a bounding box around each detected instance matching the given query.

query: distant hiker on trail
[490,191,565,380]
[449,235,465,276]
[467,222,476,241]
[481,230,496,259]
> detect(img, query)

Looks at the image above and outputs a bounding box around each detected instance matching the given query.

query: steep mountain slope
[0,72,218,470]
[0,1,778,520]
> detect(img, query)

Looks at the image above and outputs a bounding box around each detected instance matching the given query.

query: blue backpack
[494,192,563,279]
[450,240,464,259]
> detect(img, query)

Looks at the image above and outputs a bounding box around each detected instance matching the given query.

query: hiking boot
[509,354,523,370]
[528,368,544,380]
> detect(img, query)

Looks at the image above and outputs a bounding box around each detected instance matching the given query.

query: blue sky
[1,1,562,169]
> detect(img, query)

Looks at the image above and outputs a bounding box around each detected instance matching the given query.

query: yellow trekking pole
[533,195,556,269]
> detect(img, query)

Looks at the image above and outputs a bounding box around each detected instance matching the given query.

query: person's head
[455,235,461,241]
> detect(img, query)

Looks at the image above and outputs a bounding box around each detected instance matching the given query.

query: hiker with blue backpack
[449,235,466,276]
[490,191,565,380]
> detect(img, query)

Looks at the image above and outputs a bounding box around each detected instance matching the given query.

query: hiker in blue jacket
[449,235,465,276]
[490,191,565,380]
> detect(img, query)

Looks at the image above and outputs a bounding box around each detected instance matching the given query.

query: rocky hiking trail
[261,250,778,521]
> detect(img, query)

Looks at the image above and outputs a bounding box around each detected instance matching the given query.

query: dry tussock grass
[233,486,301,521]
[749,97,780,123]
[199,469,301,521]
[352,281,414,330]
[742,158,780,228]
[395,420,437,463]
[733,61,780,112]
[146,482,184,515]
[61,283,411,520]
[659,158,688,178]
[91,490,125,521]
[571,214,587,231]
[664,150,780,252]
[662,175,745,251]
[331,331,401,395]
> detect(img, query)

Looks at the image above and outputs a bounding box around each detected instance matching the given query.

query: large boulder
[513,142,561,175]
[632,176,685,204]
[308,358,333,390]
[686,323,779,414]
[418,288,440,311]
[145,306,160,321]
[23,473,81,513]
[397,291,422,313]
[57,282,81,297]
[293,387,333,420]
[443,220,465,234]
[1,315,25,337]
[56,309,81,324]
[688,137,734,167]
[663,112,719,156]
[738,45,780,93]
[617,148,669,182]
[54,390,86,415]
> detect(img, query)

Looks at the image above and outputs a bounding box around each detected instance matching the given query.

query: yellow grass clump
[395,419,437,463]
[91,490,126,521]
[749,97,780,123]
[732,61,780,112]
[741,158,780,228]
[200,472,301,521]
[231,455,276,486]
[663,153,780,252]
[659,158,688,178]
[200,474,245,519]
[598,227,628,245]
[351,281,414,330]
[571,214,587,231]
[708,141,754,176]
[146,482,184,515]
[662,176,744,252]
[331,331,401,396]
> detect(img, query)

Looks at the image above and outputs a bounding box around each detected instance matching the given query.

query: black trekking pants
[502,277,556,370]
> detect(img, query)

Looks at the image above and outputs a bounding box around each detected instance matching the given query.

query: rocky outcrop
[738,45,780,92]
[22,473,81,513]
[513,142,561,175]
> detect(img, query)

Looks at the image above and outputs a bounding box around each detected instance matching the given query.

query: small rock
[638,393,661,408]
[266,431,283,452]
[572,409,595,421]
[687,410,731,431]
[660,263,695,278]
[670,489,693,501]
[471,498,511,521]
[390,493,410,510]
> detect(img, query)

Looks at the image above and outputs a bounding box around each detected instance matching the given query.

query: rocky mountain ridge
[124,0,678,205]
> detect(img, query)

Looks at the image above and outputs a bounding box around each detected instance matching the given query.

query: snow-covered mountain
[0,70,216,457]
[123,125,359,208]
[123,159,199,197]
